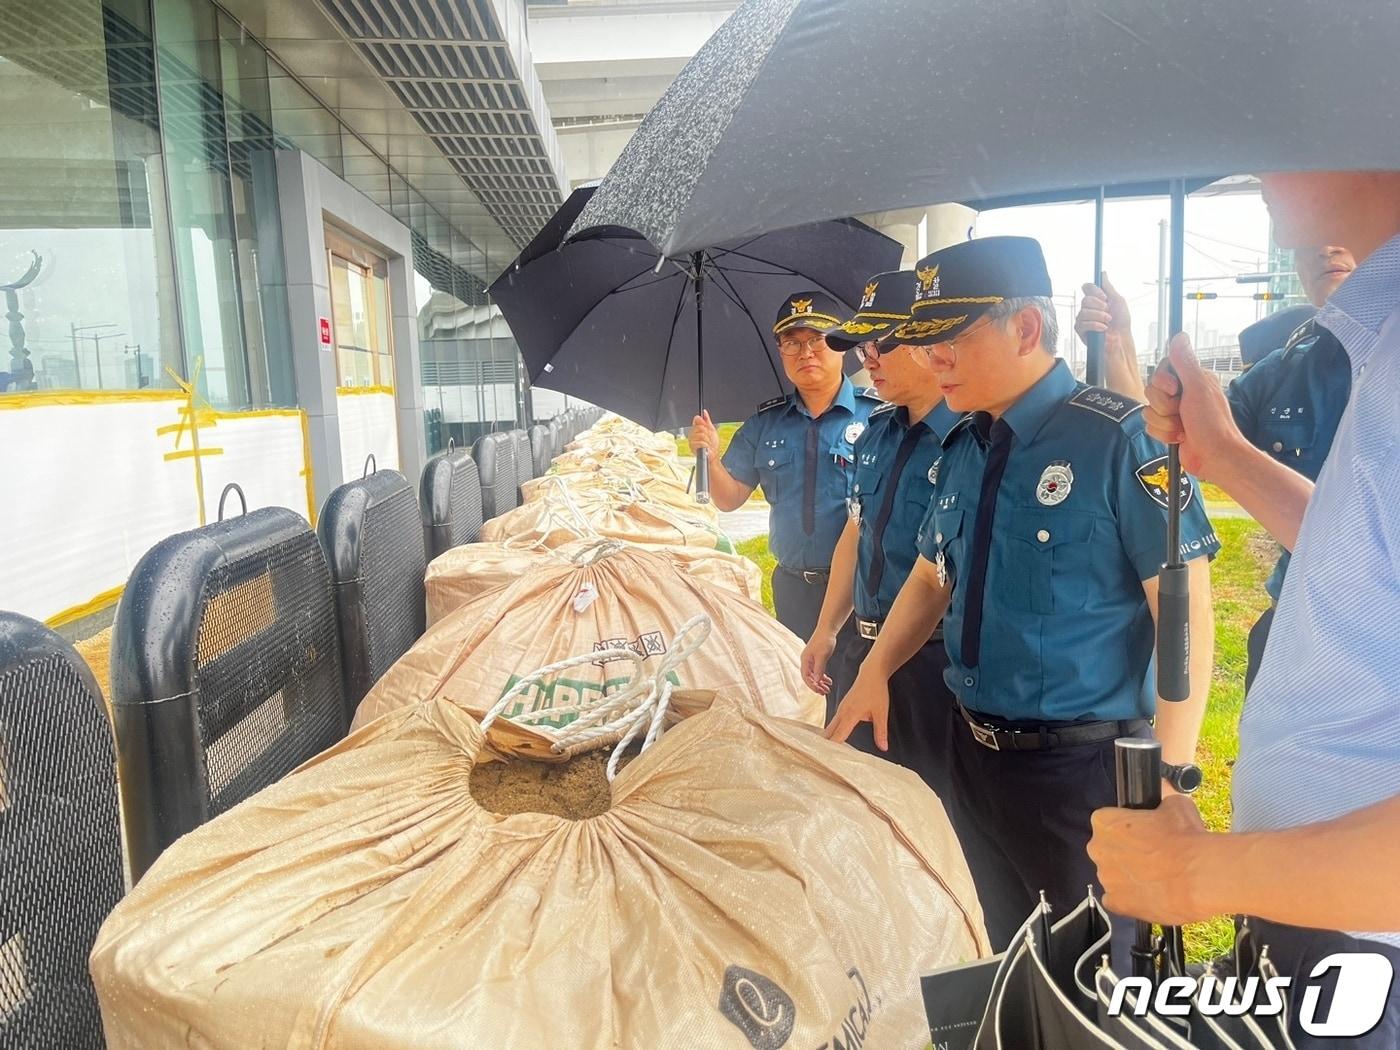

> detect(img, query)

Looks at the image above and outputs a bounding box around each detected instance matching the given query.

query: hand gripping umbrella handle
[1115,737,1162,980]
[695,446,712,504]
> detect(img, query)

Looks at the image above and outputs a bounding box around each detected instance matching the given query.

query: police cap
[884,236,1052,347]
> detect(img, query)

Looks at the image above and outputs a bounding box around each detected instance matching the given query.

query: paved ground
[718,505,770,543]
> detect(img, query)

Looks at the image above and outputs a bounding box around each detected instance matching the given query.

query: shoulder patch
[1068,386,1144,424]
[871,401,896,416]
[858,386,884,400]
[1283,319,1317,355]
[757,395,787,413]
[1134,455,1195,511]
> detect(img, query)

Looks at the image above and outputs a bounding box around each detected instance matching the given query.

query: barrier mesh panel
[193,530,344,815]
[0,643,122,1050]
[447,456,482,547]
[361,490,426,685]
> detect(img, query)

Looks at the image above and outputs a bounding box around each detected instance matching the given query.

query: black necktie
[960,418,1014,668]
[865,425,924,597]
[803,421,818,536]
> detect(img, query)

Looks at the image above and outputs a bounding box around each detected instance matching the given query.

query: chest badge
[844,421,866,444]
[928,458,941,486]
[1036,461,1074,506]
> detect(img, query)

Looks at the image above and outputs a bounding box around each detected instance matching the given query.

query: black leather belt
[777,565,830,585]
[957,703,1149,752]
[851,618,943,643]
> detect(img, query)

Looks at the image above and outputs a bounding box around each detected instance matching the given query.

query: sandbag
[480,484,733,552]
[521,470,717,523]
[355,544,818,729]
[91,693,989,1050]
[424,540,763,623]
[552,444,688,485]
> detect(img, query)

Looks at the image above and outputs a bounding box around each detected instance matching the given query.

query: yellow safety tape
[44,584,125,630]
[164,447,224,462]
[299,409,317,526]
[0,390,186,411]
[335,385,396,396]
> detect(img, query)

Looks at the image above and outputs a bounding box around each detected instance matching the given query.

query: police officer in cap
[828,237,1218,949]
[800,270,964,786]
[688,291,882,669]
[1077,244,1355,687]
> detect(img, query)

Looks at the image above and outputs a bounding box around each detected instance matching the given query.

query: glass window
[0,0,179,393]
[153,0,252,408]
[326,228,394,389]
[268,61,342,178]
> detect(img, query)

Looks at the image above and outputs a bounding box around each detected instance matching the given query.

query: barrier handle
[363,453,377,478]
[217,483,247,522]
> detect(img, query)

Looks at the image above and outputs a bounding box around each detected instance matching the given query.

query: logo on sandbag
[592,630,667,664]
[719,965,796,1049]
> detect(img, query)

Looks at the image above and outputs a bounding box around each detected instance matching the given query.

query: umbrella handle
[1155,561,1190,701]
[1115,738,1162,981]
[695,446,712,504]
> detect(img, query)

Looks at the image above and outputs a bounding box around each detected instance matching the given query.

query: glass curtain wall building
[1,0,531,448]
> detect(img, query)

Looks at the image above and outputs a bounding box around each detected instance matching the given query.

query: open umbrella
[488,185,901,498]
[570,0,1399,258]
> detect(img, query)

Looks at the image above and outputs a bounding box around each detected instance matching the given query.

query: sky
[974,183,1284,375]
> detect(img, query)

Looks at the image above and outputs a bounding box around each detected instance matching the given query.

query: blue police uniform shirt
[850,400,963,621]
[915,360,1220,723]
[723,377,881,570]
[1226,321,1351,601]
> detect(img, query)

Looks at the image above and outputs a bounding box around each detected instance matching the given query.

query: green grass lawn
[676,421,741,458]
[734,513,1274,962]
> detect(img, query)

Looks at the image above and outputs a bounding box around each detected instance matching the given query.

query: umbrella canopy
[489,186,902,430]
[571,0,1400,256]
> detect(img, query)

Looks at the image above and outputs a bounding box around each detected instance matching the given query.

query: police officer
[799,270,964,785]
[688,291,882,661]
[828,237,1218,949]
[1077,245,1355,687]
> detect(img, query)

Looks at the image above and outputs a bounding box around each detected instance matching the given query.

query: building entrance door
[325,226,400,480]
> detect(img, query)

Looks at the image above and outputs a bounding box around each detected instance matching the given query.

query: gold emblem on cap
[791,298,813,315]
[894,315,968,340]
[916,264,940,293]
[860,282,878,309]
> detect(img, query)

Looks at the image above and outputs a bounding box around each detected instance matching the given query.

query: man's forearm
[1104,331,1148,402]
[1153,558,1213,768]
[815,521,857,636]
[861,558,950,680]
[1209,438,1313,551]
[704,455,753,511]
[1197,793,1400,932]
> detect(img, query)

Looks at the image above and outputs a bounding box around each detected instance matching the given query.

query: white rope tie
[479,614,713,780]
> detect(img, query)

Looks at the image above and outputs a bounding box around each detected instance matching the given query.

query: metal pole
[71,322,82,385]
[1157,180,1190,702]
[692,250,711,504]
[1086,186,1106,385]
[1156,219,1169,360]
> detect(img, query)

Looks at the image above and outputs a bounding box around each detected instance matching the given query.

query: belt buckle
[969,721,1001,751]
[857,619,879,640]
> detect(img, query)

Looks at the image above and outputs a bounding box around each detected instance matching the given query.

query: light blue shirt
[1232,233,1400,946]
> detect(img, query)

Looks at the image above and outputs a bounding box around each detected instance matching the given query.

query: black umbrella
[488,185,901,498]
[570,0,1400,259]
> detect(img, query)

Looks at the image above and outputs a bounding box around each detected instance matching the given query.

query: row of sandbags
[90,414,991,1050]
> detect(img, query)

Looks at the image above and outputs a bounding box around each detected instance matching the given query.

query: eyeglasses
[853,341,884,365]
[929,314,999,363]
[776,333,829,358]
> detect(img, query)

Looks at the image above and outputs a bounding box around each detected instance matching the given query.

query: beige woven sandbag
[552,445,688,485]
[91,693,989,1050]
[424,540,762,624]
[480,485,734,552]
[354,544,818,729]
[521,471,718,524]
